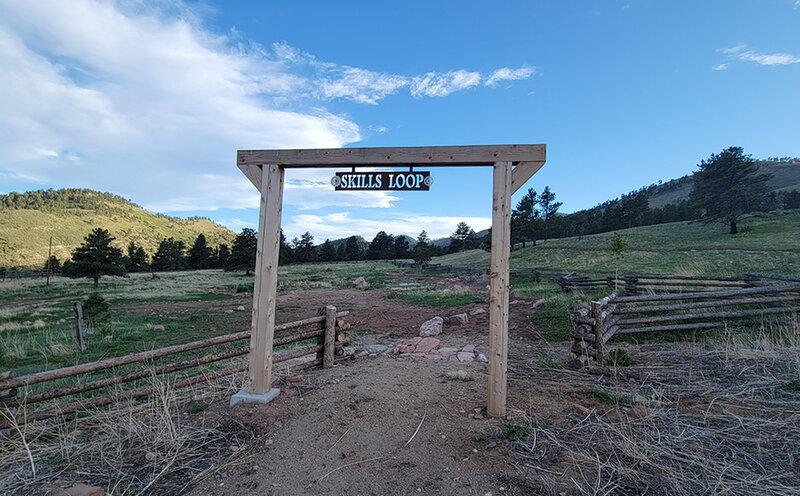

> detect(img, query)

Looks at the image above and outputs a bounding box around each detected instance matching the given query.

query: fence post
[591,301,604,365]
[323,305,336,368]
[73,301,87,351]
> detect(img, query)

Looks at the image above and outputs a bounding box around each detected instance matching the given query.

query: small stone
[23,321,32,326]
[448,313,469,325]
[287,376,303,383]
[236,305,246,311]
[275,421,282,428]
[457,352,474,362]
[225,309,234,314]
[63,484,106,496]
[103,335,113,342]
[362,344,389,354]
[152,325,165,331]
[628,405,648,419]
[439,347,459,357]
[461,344,475,353]
[469,308,486,316]
[472,448,478,453]
[264,438,274,447]
[476,353,488,362]
[476,346,488,355]
[353,277,369,289]
[487,442,497,449]
[419,317,444,337]
[145,451,156,462]
[58,318,67,324]
[474,414,484,419]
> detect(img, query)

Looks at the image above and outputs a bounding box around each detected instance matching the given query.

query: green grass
[582,388,633,406]
[433,209,800,275]
[783,378,800,391]
[388,290,484,307]
[607,348,635,367]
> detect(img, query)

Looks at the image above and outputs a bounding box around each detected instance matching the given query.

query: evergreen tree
[227,228,258,274]
[62,228,126,289]
[43,255,61,276]
[689,147,771,234]
[411,230,432,264]
[279,230,293,265]
[367,231,394,260]
[319,239,336,262]
[187,234,212,269]
[538,186,562,242]
[151,237,188,271]
[345,236,360,261]
[335,243,347,261]
[216,243,231,268]
[292,232,317,262]
[511,188,540,247]
[394,235,410,259]
[450,222,476,252]
[126,241,149,272]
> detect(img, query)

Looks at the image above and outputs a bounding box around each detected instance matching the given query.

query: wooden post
[487,161,512,418]
[46,236,52,286]
[248,164,284,395]
[591,301,604,365]
[73,301,86,351]
[323,305,336,368]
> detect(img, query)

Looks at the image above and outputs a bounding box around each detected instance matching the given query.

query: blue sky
[1,1,799,241]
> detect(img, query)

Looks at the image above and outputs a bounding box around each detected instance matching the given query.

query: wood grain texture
[487,161,512,418]
[248,164,284,395]
[238,144,545,168]
[239,163,263,190]
[511,161,546,194]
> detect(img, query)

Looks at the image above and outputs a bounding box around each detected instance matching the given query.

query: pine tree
[367,231,394,260]
[216,243,231,268]
[394,235,410,259]
[511,188,540,247]
[335,243,346,261]
[539,186,562,242]
[151,237,188,271]
[126,241,149,272]
[411,230,432,264]
[345,236,360,261]
[450,222,476,252]
[187,234,212,269]
[319,239,336,262]
[292,232,317,262]
[62,228,126,289]
[227,228,258,274]
[689,147,771,234]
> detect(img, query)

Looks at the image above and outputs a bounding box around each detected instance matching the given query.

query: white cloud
[410,70,482,98]
[485,66,536,86]
[0,1,533,215]
[712,63,728,71]
[721,44,800,66]
[281,212,491,241]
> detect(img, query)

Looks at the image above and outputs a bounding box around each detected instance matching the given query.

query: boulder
[361,344,389,354]
[152,325,165,331]
[415,337,441,354]
[353,277,369,289]
[236,305,246,311]
[448,313,469,325]
[457,352,475,362]
[63,484,106,496]
[419,317,444,337]
[469,308,486,316]
[439,347,459,357]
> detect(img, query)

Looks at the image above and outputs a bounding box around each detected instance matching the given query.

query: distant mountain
[0,189,236,268]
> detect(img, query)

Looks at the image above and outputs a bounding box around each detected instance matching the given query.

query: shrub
[83,292,110,326]
[608,348,635,367]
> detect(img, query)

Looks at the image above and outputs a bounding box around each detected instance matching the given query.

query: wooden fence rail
[0,308,350,427]
[569,284,800,367]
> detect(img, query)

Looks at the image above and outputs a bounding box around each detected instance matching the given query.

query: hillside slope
[433,209,800,275]
[647,161,800,209]
[0,189,235,268]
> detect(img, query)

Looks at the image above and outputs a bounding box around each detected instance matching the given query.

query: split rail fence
[569,284,800,367]
[0,307,349,428]
[559,273,764,293]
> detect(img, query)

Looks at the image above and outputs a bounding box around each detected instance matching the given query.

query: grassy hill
[646,161,800,209]
[433,209,800,275]
[0,189,235,268]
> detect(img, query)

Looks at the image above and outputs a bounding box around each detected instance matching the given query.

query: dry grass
[505,335,800,495]
[0,369,254,495]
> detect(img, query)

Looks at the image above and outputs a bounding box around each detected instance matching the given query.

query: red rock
[287,376,303,383]
[476,346,488,355]
[439,347,459,357]
[415,337,441,354]
[461,345,475,353]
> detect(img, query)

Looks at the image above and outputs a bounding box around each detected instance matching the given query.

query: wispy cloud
[721,44,800,66]
[0,1,533,214]
[712,63,728,71]
[485,66,536,86]
[281,212,491,241]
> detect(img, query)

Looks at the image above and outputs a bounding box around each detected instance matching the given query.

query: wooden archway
[236,144,546,417]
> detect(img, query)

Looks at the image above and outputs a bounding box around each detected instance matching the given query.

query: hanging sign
[331,171,433,191]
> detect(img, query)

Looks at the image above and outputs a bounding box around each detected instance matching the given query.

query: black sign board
[331,171,432,191]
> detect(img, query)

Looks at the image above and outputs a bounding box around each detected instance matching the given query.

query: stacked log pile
[570,283,800,367]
